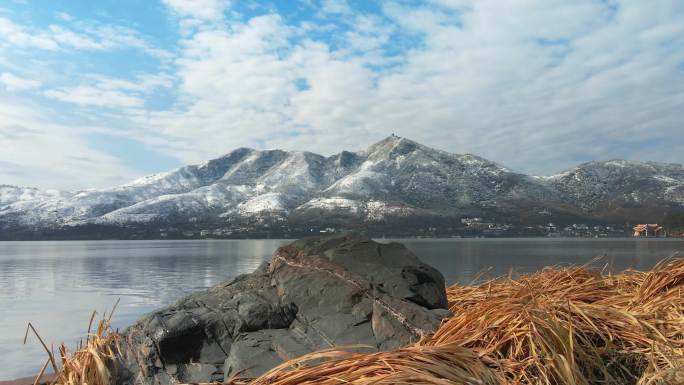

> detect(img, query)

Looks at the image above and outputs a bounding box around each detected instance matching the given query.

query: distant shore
[0,374,54,385]
[3,233,684,241]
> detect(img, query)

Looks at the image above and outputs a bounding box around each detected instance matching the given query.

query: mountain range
[1,136,683,239]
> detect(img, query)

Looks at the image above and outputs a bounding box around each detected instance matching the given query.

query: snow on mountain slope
[545,160,684,211]
[291,196,424,223]
[94,184,253,224]
[324,136,556,209]
[293,197,421,222]
[237,192,293,217]
[296,197,364,214]
[0,185,70,206]
[1,136,683,232]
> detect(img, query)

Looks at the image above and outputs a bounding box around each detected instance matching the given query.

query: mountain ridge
[1,135,682,238]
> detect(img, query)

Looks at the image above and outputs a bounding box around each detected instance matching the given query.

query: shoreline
[0,374,54,385]
[2,235,684,243]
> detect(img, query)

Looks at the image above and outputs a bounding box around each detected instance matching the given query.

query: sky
[0,0,682,190]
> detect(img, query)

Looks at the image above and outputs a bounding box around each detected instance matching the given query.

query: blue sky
[0,0,683,189]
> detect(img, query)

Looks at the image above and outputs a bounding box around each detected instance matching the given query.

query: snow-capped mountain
[1,136,682,238]
[543,160,684,220]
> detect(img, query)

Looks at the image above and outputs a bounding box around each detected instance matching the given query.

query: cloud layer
[0,0,683,189]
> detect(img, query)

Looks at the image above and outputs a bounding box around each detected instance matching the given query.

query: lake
[1,237,682,379]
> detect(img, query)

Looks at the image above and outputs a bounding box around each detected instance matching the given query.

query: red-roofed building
[632,224,663,237]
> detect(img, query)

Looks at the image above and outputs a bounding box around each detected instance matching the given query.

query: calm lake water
[1,237,682,379]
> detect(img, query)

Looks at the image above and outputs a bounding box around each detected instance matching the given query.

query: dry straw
[229,344,503,385]
[40,259,684,385]
[26,300,122,385]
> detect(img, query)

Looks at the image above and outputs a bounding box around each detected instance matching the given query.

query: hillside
[1,136,682,239]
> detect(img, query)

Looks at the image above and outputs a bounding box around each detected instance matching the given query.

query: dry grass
[42,259,684,385]
[26,301,121,385]
[230,344,503,385]
[425,260,684,385]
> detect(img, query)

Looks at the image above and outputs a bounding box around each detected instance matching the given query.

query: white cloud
[162,0,230,21]
[340,14,395,59]
[0,15,170,58]
[320,0,353,16]
[84,24,173,59]
[45,86,144,108]
[43,74,172,109]
[0,17,59,50]
[0,100,140,189]
[88,73,174,93]
[0,72,41,91]
[127,14,298,160]
[138,0,684,175]
[48,24,104,49]
[55,11,74,22]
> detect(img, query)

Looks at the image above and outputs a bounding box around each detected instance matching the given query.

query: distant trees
[663,211,684,234]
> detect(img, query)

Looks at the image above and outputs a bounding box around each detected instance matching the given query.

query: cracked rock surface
[115,234,449,384]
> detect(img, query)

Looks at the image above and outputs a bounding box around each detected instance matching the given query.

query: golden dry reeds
[428,259,684,384]
[27,301,121,385]
[45,259,684,385]
[233,343,503,385]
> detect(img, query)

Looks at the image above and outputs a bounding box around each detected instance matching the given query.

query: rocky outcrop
[114,234,449,384]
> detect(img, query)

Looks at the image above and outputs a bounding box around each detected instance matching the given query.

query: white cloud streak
[0,16,170,58]
[320,0,353,16]
[42,73,173,109]
[44,86,145,108]
[0,72,41,91]
[0,100,140,189]
[162,0,230,21]
[0,17,59,49]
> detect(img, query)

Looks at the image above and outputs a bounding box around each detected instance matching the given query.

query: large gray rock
[115,234,449,384]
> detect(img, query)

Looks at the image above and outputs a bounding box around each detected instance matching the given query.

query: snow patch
[298,197,362,213]
[238,193,289,216]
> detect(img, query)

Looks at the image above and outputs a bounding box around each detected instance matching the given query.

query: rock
[115,234,449,384]
[223,329,312,378]
[181,363,218,383]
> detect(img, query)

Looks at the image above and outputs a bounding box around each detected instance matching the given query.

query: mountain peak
[360,135,421,157]
[382,134,419,146]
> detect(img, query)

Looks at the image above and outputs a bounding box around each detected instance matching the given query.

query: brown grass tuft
[432,259,684,384]
[26,301,121,385]
[233,343,503,385]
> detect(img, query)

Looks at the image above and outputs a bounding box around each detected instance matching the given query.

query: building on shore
[632,224,662,237]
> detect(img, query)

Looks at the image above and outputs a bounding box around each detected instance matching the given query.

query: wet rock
[115,234,449,384]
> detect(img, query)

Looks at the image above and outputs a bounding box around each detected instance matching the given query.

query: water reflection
[0,238,682,379]
[396,238,682,285]
[0,240,290,379]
